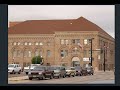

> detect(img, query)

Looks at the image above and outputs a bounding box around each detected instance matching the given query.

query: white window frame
[61,39,64,45]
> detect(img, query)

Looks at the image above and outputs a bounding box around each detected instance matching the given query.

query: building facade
[8,17,115,71]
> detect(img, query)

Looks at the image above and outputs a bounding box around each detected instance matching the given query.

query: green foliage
[31,56,43,64]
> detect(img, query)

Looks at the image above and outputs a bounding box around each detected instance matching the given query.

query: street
[8,72,26,78]
[8,71,114,84]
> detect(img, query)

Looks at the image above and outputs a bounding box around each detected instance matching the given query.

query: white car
[24,64,40,75]
[8,64,22,74]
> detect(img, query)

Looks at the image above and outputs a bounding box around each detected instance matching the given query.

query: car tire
[69,74,71,77]
[72,73,75,77]
[18,70,21,74]
[50,75,53,79]
[42,75,46,80]
[63,75,65,78]
[26,72,28,75]
[12,70,15,74]
[29,77,32,80]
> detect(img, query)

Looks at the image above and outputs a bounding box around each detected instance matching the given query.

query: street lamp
[89,38,94,66]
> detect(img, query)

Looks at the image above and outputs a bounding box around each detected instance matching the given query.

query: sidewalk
[8,76,28,81]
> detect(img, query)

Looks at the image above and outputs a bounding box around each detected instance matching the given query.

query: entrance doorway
[72,57,80,67]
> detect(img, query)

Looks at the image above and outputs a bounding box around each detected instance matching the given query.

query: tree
[31,56,43,64]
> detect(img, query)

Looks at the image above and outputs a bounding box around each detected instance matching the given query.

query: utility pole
[103,44,106,72]
[90,38,94,66]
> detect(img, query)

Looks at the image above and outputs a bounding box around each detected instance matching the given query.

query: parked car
[50,66,66,78]
[74,66,82,76]
[24,64,40,75]
[8,64,22,74]
[81,67,88,76]
[65,67,76,77]
[28,66,54,80]
[86,66,94,75]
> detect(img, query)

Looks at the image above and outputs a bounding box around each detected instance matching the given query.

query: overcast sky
[8,5,115,38]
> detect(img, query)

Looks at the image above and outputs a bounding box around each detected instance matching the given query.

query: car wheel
[42,75,46,80]
[69,74,71,77]
[26,72,28,75]
[63,75,65,78]
[18,70,21,74]
[12,70,15,74]
[58,75,60,79]
[29,77,32,80]
[50,75,53,79]
[72,73,75,77]
[38,77,42,80]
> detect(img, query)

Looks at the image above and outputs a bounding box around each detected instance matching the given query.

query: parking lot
[8,71,114,84]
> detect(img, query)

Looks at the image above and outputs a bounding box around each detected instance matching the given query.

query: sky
[8,5,115,38]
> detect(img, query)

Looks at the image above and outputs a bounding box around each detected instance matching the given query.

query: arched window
[35,49,43,56]
[60,49,68,58]
[61,39,64,45]
[47,50,51,57]
[12,49,21,57]
[24,49,31,57]
[13,42,17,45]
[72,47,79,55]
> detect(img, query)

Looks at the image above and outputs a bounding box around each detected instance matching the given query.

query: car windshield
[66,67,71,70]
[75,67,80,70]
[8,64,15,67]
[51,67,60,70]
[33,66,45,71]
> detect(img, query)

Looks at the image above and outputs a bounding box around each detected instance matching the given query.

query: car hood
[8,67,14,70]
[54,70,60,73]
[30,70,44,73]
[66,70,71,72]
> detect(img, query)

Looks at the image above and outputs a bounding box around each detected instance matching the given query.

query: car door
[61,67,65,76]
[14,65,18,72]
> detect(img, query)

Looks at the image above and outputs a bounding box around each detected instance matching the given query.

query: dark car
[28,66,54,80]
[51,66,66,78]
[74,66,82,76]
[86,66,94,75]
[81,67,88,76]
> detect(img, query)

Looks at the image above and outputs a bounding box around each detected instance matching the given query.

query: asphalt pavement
[8,72,26,78]
[8,71,114,84]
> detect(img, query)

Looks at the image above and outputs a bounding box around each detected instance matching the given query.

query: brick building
[8,16,115,71]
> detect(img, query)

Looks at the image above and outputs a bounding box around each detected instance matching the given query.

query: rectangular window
[84,50,87,57]
[17,50,21,57]
[25,42,27,45]
[61,39,64,44]
[13,50,17,57]
[72,39,75,44]
[61,50,64,57]
[76,39,80,45]
[84,39,88,45]
[40,50,42,56]
[65,50,68,56]
[28,51,31,57]
[24,51,28,57]
[47,50,51,57]
[35,51,39,56]
[65,40,69,45]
